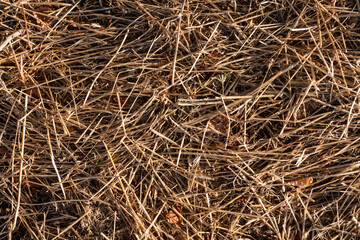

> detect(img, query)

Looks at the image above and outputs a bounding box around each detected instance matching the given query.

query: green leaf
[1,72,12,81]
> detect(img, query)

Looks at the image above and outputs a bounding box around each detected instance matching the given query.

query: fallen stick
[0,29,24,52]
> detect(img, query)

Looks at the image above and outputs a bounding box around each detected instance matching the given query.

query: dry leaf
[26,87,40,98]
[67,126,78,134]
[35,6,51,28]
[208,115,229,134]
[236,198,247,203]
[287,177,313,188]
[166,205,182,225]
[207,53,221,59]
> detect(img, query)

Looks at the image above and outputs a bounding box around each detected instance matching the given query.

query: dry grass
[1,0,360,239]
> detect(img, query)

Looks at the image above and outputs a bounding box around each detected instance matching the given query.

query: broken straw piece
[287,177,313,188]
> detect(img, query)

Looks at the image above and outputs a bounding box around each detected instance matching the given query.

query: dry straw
[0,0,360,239]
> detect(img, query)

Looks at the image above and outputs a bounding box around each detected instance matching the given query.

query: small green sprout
[211,72,232,84]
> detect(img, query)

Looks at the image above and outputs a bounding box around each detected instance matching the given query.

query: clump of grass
[1,0,360,239]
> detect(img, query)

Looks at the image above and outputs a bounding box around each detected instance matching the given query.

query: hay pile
[1,0,360,239]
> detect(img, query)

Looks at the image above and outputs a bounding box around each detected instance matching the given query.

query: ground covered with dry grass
[1,0,360,239]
